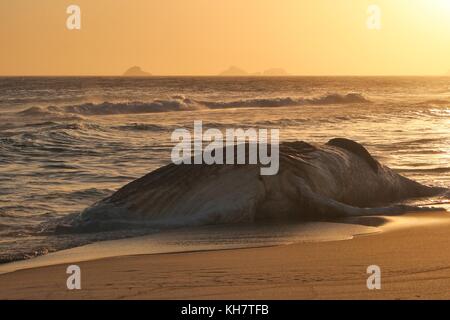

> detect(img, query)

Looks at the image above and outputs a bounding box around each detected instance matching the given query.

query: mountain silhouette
[123,66,152,77]
[218,66,248,76]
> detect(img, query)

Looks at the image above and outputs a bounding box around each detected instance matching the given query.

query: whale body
[68,138,447,231]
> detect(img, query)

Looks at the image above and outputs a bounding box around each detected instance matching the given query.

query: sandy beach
[1,212,450,300]
[2,0,450,304]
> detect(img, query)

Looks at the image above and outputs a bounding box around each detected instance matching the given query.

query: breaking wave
[17,93,370,117]
[202,93,369,109]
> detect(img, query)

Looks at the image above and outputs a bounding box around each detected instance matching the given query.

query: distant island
[218,66,248,76]
[218,66,289,76]
[123,66,152,77]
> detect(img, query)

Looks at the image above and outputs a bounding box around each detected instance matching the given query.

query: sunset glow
[1,0,450,303]
[1,0,449,76]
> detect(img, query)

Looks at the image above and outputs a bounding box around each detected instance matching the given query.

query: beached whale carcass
[69,138,447,231]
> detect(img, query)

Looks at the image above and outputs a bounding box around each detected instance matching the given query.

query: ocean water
[0,76,449,263]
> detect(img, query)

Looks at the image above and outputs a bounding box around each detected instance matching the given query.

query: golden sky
[1,0,449,76]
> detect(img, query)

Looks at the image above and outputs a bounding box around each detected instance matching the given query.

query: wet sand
[1,212,450,300]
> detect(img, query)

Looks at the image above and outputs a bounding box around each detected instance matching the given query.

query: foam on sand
[0,221,380,274]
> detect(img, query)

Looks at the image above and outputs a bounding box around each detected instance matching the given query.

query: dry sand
[1,212,450,300]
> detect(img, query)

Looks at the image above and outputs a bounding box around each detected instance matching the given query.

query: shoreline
[1,211,450,299]
[0,220,382,275]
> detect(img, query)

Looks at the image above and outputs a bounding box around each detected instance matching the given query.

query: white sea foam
[15,93,370,117]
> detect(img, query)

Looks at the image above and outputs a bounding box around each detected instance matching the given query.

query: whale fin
[294,181,444,218]
[327,138,379,173]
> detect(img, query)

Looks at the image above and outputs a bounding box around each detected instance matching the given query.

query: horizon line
[0,74,449,77]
